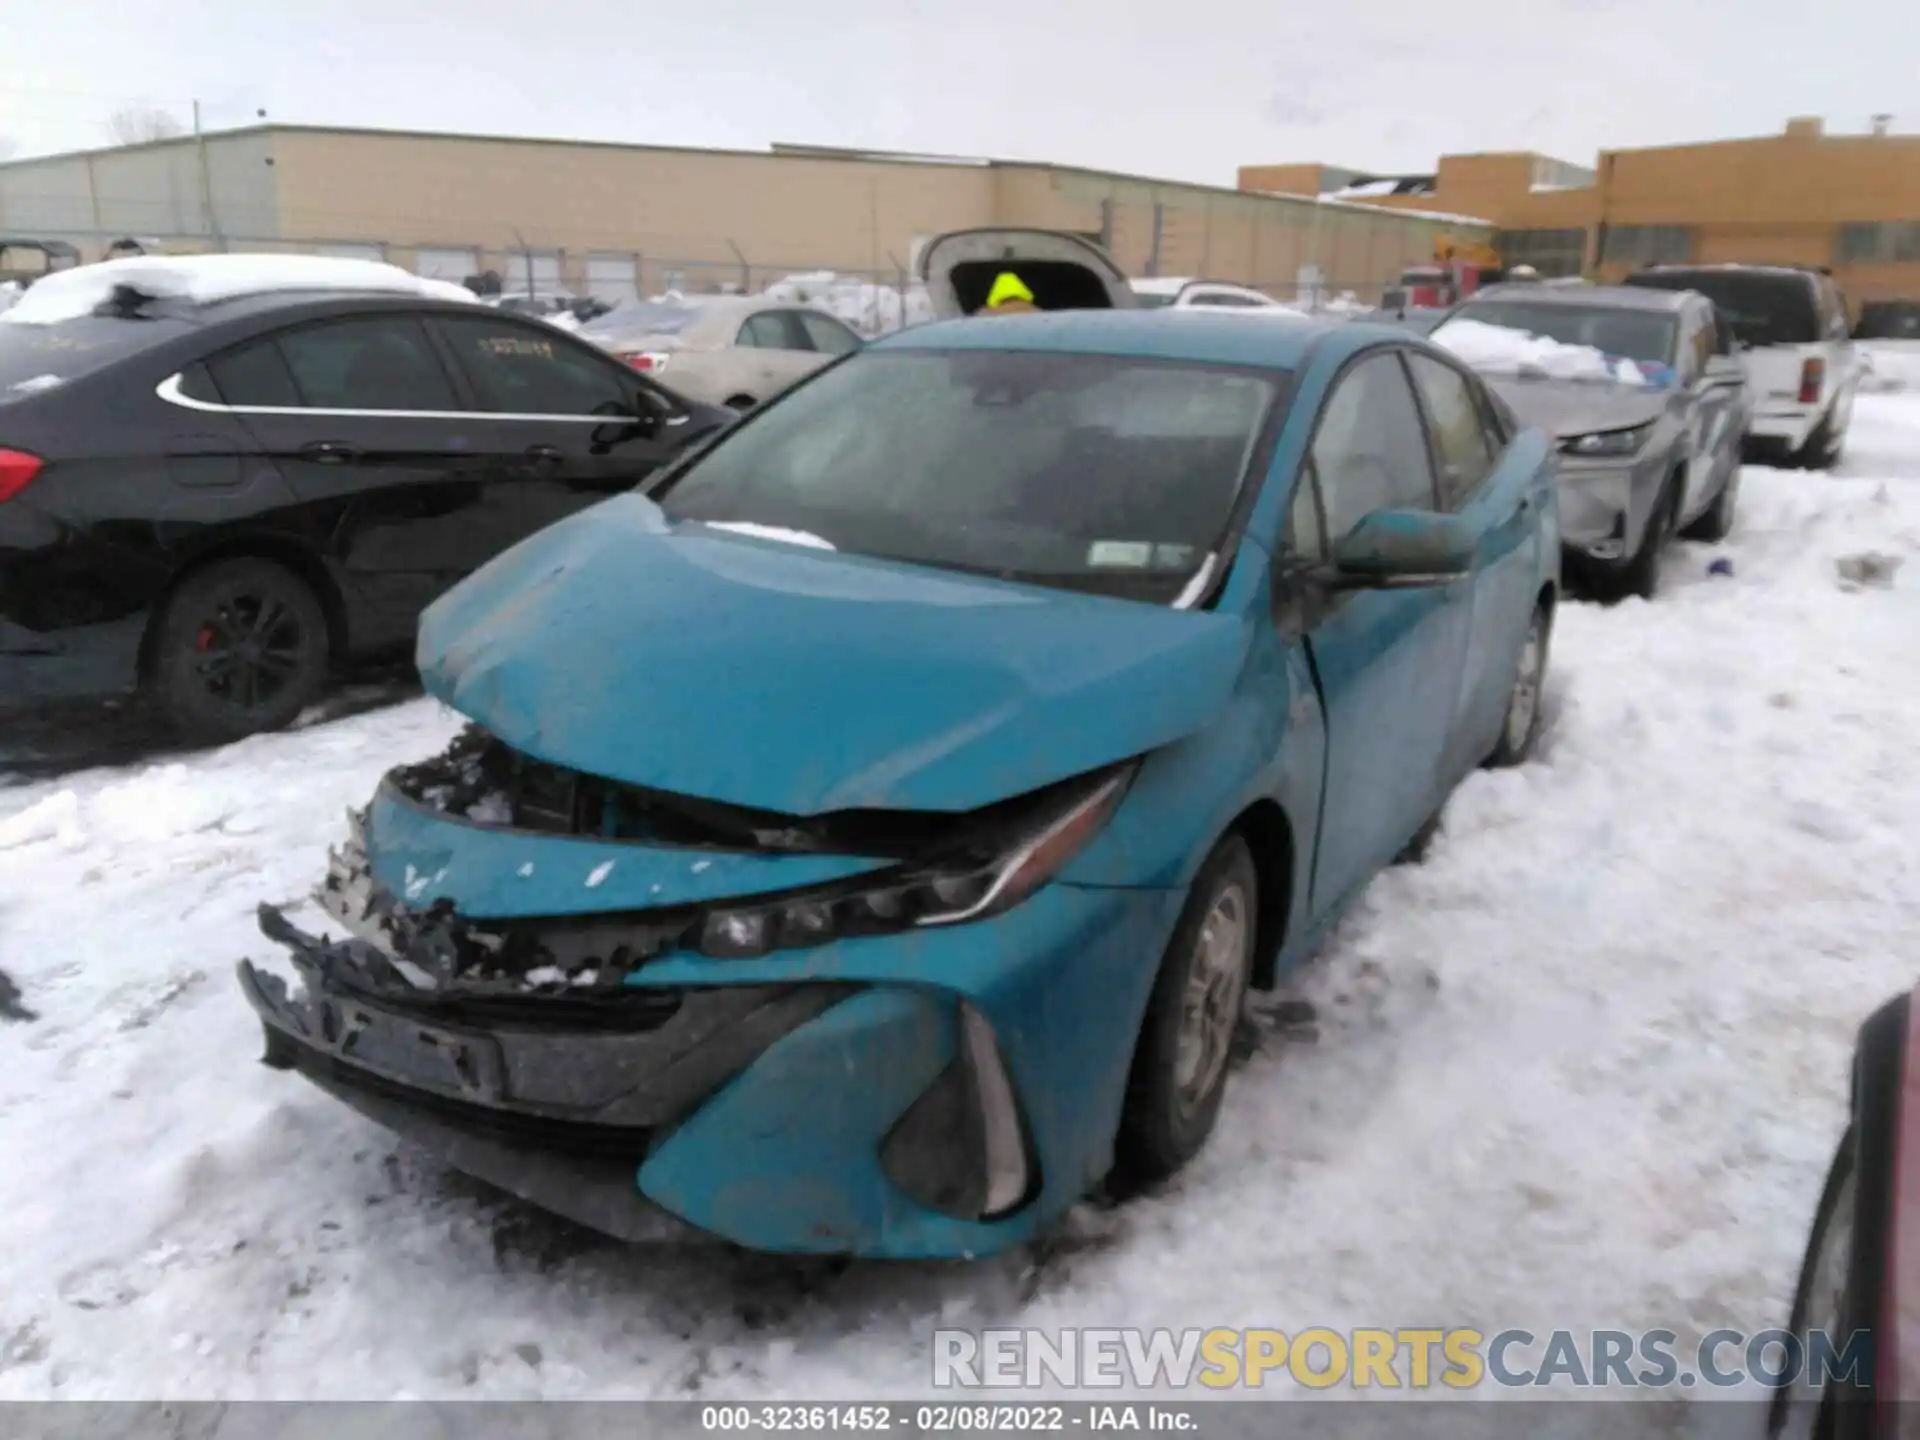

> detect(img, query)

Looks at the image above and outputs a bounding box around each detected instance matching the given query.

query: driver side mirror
[1321,509,1477,589]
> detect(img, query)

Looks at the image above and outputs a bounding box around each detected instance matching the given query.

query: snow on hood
[0,254,482,325]
[1432,317,1658,387]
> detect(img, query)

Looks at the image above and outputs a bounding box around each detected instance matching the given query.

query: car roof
[872,308,1357,369]
[1467,282,1692,314]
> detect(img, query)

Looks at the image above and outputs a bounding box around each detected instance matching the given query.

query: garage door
[503,252,563,298]
[312,243,385,262]
[587,254,637,303]
[416,246,479,281]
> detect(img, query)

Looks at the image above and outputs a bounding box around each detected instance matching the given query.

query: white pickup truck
[1622,264,1861,469]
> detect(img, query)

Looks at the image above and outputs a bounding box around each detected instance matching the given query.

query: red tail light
[1799,357,1825,405]
[623,351,671,374]
[625,353,655,371]
[0,448,43,504]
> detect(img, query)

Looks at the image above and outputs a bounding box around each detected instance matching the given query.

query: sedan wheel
[150,558,330,744]
[1484,604,1550,769]
[1114,835,1258,1189]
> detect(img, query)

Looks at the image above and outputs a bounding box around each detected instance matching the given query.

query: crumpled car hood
[1485,375,1669,439]
[417,495,1250,816]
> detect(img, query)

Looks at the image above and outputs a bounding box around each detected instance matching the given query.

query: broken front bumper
[239,907,857,1243]
[240,807,1187,1258]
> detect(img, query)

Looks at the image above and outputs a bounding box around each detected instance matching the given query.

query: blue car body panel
[417,497,1251,817]
[252,308,1560,1259]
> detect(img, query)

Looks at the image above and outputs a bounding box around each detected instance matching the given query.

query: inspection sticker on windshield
[1088,540,1153,568]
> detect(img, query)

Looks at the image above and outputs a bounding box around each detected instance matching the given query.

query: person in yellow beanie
[980,271,1038,314]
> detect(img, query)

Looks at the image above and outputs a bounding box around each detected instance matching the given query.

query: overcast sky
[0,0,1906,185]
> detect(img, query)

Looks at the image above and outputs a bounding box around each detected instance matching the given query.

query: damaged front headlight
[694,764,1137,959]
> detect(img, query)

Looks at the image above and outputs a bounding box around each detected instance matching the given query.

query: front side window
[798,312,861,355]
[272,317,460,411]
[432,314,631,415]
[1406,354,1495,509]
[1309,352,1437,539]
[654,349,1285,605]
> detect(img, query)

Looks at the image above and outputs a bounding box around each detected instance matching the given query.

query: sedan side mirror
[1323,509,1478,589]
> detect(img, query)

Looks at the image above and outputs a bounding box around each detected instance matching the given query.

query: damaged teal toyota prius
[238,231,1560,1259]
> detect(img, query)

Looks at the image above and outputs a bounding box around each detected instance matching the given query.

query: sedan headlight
[1559,422,1654,458]
[694,765,1137,959]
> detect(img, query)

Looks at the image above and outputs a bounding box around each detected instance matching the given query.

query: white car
[1127,277,1297,312]
[575,294,864,410]
[1622,264,1861,468]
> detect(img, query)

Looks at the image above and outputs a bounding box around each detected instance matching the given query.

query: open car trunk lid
[918,229,1136,319]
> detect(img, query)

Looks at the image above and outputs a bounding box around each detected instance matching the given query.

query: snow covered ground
[3,399,1920,1401]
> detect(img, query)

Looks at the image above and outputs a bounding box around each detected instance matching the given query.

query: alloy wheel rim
[1173,883,1250,1114]
[192,591,310,712]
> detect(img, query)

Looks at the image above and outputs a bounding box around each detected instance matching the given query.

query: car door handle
[299,441,355,465]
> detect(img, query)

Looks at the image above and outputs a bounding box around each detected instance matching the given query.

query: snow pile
[703,520,837,550]
[1,254,481,325]
[1861,341,1920,394]
[542,309,584,333]
[1432,316,1653,385]
[761,271,932,336]
[2,403,1920,1400]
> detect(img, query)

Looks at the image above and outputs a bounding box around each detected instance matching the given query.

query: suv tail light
[0,448,43,504]
[1798,357,1825,405]
[624,351,671,373]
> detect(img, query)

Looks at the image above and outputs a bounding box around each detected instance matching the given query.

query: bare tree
[107,107,186,145]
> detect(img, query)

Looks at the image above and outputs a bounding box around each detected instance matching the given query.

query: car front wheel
[1113,834,1258,1189]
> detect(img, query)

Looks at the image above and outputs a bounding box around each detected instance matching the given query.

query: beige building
[0,124,1490,307]
[1241,117,1920,309]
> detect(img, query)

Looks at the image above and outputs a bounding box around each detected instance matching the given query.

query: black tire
[724,394,757,412]
[1113,834,1259,1190]
[1792,411,1843,472]
[1609,474,1680,601]
[1483,602,1551,768]
[1769,993,1906,1440]
[1680,466,1740,543]
[1394,808,1442,865]
[149,557,331,744]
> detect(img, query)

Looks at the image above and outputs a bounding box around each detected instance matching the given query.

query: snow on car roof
[1128,277,1197,296]
[1431,316,1654,386]
[0,253,482,326]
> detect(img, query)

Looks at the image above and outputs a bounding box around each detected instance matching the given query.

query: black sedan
[0,272,729,742]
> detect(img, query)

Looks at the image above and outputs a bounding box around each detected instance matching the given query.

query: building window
[1495,228,1588,277]
[1837,222,1920,265]
[1602,225,1694,266]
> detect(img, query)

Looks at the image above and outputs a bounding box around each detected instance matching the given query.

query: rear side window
[1406,354,1495,509]
[431,314,632,415]
[738,312,809,351]
[207,341,302,408]
[274,317,460,412]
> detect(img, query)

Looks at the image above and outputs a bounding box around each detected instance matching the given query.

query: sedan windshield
[1453,301,1678,367]
[652,349,1284,605]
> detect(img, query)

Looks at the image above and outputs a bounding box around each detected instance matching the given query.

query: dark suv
[0,267,729,742]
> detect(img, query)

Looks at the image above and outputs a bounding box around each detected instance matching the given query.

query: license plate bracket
[323,998,506,1102]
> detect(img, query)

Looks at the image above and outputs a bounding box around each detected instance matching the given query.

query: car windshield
[1452,300,1678,367]
[580,300,708,344]
[1625,270,1818,347]
[0,313,186,401]
[652,348,1284,605]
